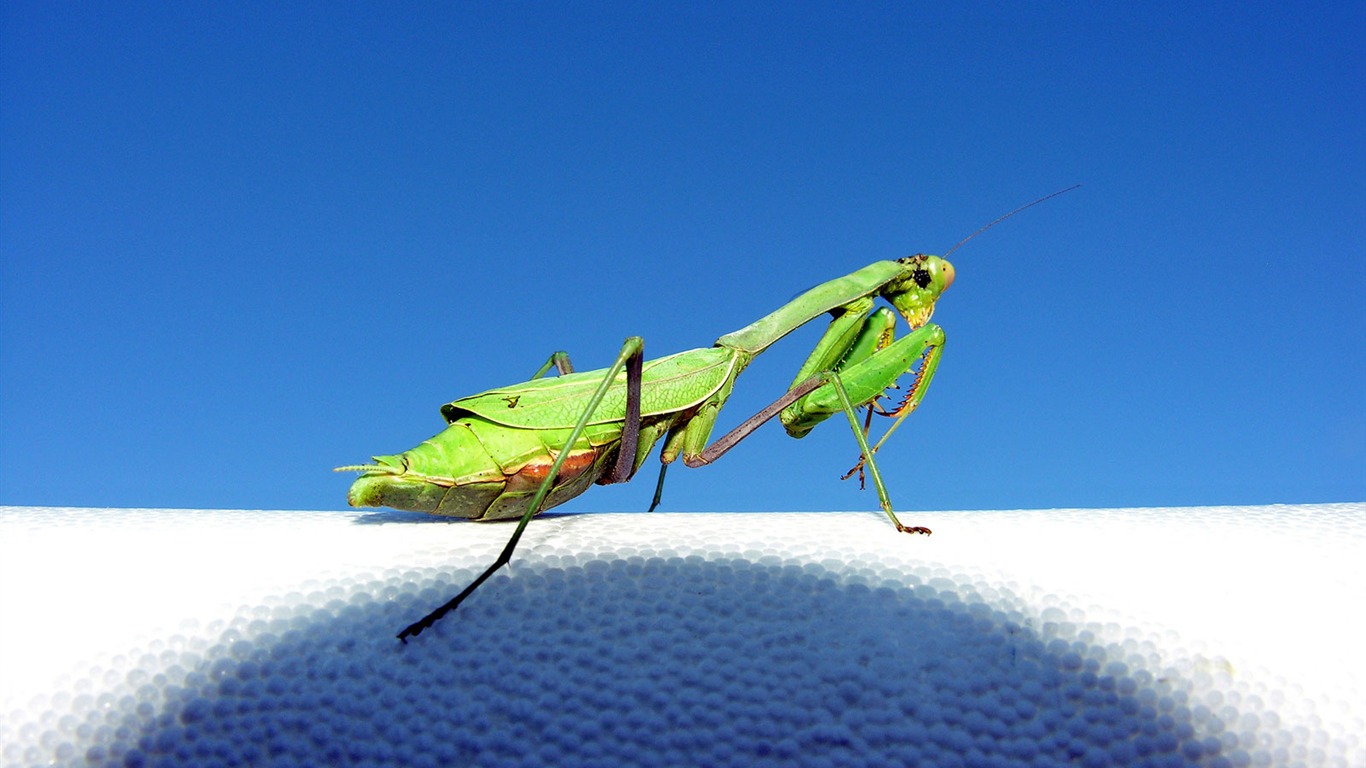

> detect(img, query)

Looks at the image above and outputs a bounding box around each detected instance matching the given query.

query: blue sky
[2,3,1362,514]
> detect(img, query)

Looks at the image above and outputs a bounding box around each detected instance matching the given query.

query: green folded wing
[441,347,738,429]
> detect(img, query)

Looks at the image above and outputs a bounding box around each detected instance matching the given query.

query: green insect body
[343,258,950,520]
[347,347,740,520]
[340,254,955,640]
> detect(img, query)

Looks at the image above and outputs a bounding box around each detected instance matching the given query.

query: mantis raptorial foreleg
[645,296,942,518]
[782,324,944,436]
[840,339,944,485]
[645,366,930,534]
[686,307,942,532]
[397,336,645,642]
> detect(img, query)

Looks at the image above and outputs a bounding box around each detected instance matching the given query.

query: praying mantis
[337,189,1076,641]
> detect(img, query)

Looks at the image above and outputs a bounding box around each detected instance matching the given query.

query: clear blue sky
[2,3,1362,514]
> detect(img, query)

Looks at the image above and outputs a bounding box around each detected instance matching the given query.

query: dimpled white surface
[1,504,1363,767]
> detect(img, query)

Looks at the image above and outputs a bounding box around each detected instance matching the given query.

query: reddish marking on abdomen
[506,449,600,491]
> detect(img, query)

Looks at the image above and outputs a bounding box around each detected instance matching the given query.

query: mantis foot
[896,524,933,535]
[840,455,870,489]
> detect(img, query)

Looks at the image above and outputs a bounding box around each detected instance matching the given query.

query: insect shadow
[61,556,1279,768]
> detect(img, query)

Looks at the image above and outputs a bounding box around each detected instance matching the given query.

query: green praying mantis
[338,189,1076,641]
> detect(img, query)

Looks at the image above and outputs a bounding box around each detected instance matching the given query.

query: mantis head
[885,254,954,329]
[879,185,1081,330]
[879,185,1079,332]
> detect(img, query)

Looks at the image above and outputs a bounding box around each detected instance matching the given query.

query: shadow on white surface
[1,505,1362,767]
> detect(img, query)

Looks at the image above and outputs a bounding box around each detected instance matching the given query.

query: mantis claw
[897,524,933,535]
[840,452,872,489]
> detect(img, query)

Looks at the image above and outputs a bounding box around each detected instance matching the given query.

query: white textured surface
[1,504,1363,767]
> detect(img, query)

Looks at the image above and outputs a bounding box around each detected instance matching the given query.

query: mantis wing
[441,347,739,429]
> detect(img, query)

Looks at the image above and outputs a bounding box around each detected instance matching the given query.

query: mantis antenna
[942,184,1081,259]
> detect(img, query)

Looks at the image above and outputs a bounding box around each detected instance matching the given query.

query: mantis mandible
[337,189,1076,641]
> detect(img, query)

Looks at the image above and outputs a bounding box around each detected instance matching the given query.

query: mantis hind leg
[397,336,645,642]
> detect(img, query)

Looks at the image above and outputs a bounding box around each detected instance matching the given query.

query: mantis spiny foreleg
[839,339,944,486]
[654,367,931,534]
